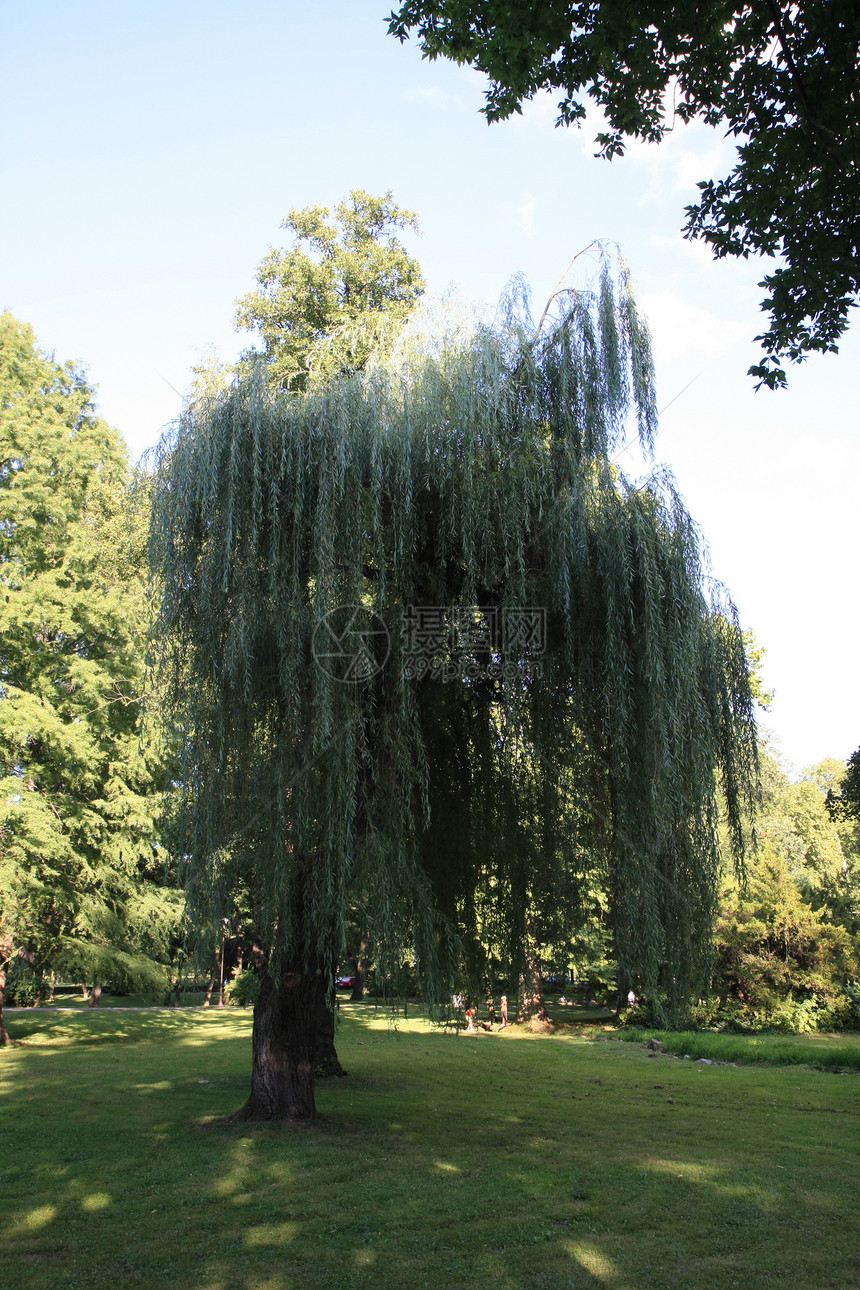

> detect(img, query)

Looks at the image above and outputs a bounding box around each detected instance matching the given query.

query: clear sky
[2,0,857,774]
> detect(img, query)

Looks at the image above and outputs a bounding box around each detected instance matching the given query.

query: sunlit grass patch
[618,1027,860,1068]
[0,1006,857,1289]
[79,1193,112,1212]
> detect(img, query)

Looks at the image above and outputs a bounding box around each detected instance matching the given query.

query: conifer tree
[713,841,856,1030]
[151,257,758,1120]
[0,313,179,1033]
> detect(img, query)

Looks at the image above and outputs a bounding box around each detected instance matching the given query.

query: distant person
[465,1004,476,1031]
[627,990,636,1008]
[499,995,508,1028]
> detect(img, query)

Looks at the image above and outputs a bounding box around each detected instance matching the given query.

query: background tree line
[0,313,182,1027]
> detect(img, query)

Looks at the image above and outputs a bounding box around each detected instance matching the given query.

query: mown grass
[1,1004,858,1290]
[25,990,213,1009]
[618,1027,860,1069]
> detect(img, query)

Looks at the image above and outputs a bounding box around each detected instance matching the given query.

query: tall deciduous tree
[151,257,758,1121]
[388,1,860,388]
[0,313,180,1036]
[235,189,425,392]
[758,751,847,894]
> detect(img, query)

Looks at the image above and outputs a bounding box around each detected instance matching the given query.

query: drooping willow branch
[149,255,757,1022]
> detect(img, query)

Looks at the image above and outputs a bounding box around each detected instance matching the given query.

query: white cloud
[511,90,560,131]
[670,138,731,192]
[649,233,716,266]
[507,80,735,204]
[573,91,734,200]
[640,289,748,363]
[401,70,486,114]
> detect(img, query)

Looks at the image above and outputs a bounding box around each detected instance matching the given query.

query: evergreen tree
[150,259,758,1120]
[713,841,856,1031]
[827,746,860,825]
[0,313,180,1035]
[802,755,860,949]
[707,747,860,1029]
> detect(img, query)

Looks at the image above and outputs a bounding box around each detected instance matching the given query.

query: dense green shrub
[225,968,260,1007]
[4,956,50,1006]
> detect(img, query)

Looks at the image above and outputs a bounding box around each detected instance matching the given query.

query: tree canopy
[235,189,425,391]
[150,257,758,1118]
[387,1,860,389]
[708,748,860,1031]
[828,746,860,823]
[0,313,180,1025]
[714,840,855,1031]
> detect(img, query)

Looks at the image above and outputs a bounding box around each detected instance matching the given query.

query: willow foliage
[150,260,757,1021]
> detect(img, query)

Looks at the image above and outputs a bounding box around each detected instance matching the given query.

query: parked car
[336,975,354,989]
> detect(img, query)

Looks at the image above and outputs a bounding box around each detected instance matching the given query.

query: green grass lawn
[618,1026,860,1069]
[31,990,215,1009]
[1,1005,858,1290]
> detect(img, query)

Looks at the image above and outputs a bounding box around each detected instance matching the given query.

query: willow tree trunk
[239,957,328,1121]
[517,945,549,1023]
[313,990,347,1077]
[350,934,368,1001]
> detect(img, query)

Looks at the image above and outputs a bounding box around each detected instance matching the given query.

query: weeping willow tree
[150,258,757,1120]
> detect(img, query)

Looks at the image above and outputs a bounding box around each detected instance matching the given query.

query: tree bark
[203,946,221,1007]
[481,970,496,1024]
[88,983,102,1008]
[238,957,328,1121]
[516,946,549,1023]
[0,969,10,1045]
[350,934,368,1001]
[314,989,347,1077]
[216,948,226,1006]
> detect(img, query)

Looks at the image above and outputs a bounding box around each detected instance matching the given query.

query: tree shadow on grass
[3,1006,249,1051]
[1,1012,857,1290]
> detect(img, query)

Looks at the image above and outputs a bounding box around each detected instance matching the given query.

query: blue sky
[2,0,858,772]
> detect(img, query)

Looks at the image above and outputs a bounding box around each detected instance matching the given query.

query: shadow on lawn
[3,1006,247,1050]
[2,1008,856,1289]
